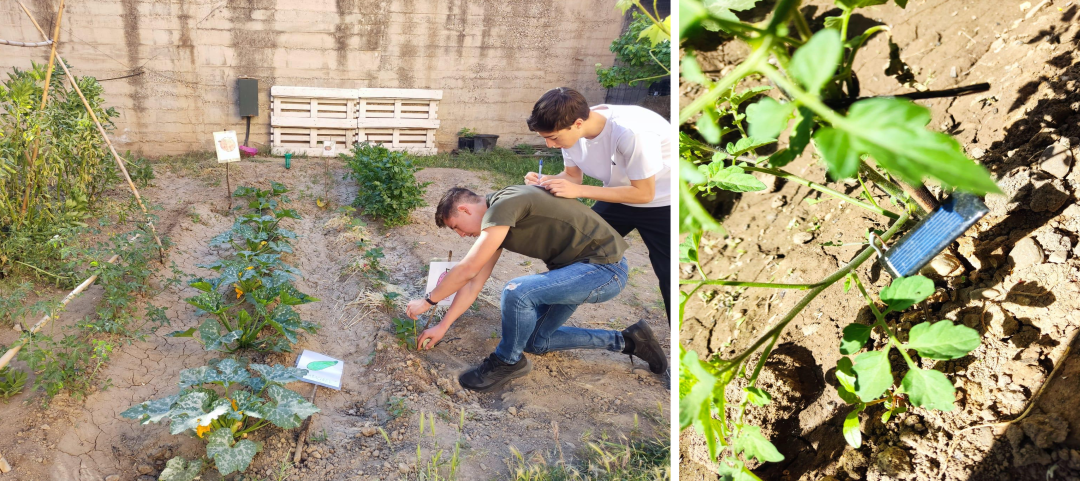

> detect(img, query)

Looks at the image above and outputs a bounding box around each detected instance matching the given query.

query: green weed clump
[343,142,430,228]
[596,11,671,89]
[0,364,27,400]
[507,434,670,481]
[169,182,319,353]
[122,358,319,479]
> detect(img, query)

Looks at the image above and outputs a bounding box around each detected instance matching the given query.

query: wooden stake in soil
[293,384,319,464]
[19,0,64,219]
[0,236,136,372]
[226,162,232,210]
[16,1,167,263]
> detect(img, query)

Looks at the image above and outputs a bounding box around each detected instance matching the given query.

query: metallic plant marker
[878,192,989,278]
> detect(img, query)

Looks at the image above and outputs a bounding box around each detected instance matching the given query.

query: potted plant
[457,127,498,153]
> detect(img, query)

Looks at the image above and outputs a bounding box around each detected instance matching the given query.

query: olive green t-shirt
[482,185,627,270]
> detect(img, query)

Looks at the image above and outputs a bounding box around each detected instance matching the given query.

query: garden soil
[0,159,670,480]
[680,0,1080,480]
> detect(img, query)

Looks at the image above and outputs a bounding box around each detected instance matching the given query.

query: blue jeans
[494,258,629,364]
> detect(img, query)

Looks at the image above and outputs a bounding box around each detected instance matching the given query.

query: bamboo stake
[16,1,166,263]
[0,38,53,47]
[19,0,64,218]
[292,385,319,463]
[0,236,136,372]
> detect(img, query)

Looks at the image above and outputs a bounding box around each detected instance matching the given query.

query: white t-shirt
[561,104,671,208]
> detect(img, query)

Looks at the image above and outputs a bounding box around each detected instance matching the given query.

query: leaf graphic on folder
[306,361,338,371]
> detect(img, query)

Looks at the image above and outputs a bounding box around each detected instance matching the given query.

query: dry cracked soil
[0,158,670,480]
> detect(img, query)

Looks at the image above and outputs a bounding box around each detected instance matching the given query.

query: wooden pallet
[270,86,441,156]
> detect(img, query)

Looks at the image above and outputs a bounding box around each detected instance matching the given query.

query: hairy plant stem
[680,36,775,124]
[741,165,900,219]
[705,210,910,377]
[851,273,918,369]
[680,279,818,289]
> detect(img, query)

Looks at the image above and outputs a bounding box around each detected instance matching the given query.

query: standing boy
[523,87,672,318]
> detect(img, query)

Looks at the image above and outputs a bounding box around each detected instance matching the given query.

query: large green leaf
[905,320,981,360]
[746,97,793,141]
[179,365,224,388]
[206,427,261,475]
[838,98,1002,195]
[158,456,203,481]
[725,137,776,157]
[852,350,892,402]
[211,358,251,386]
[840,324,872,355]
[901,367,956,411]
[789,29,842,95]
[250,363,307,385]
[166,392,226,435]
[879,275,934,314]
[185,292,223,314]
[744,387,772,406]
[262,385,320,429]
[120,394,179,424]
[679,229,703,264]
[733,426,784,463]
[814,128,862,179]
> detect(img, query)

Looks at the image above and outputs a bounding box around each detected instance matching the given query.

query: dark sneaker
[459,353,532,392]
[622,320,668,374]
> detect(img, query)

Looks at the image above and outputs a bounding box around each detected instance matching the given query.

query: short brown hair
[527,87,590,132]
[435,187,483,228]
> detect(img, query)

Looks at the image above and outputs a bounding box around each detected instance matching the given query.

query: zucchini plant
[169,182,319,352]
[121,358,319,478]
[678,0,998,477]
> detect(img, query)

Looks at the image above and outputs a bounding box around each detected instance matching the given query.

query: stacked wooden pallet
[270,86,441,156]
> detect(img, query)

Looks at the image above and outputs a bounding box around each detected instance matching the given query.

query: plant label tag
[213,131,241,163]
[322,140,335,157]
[295,349,344,390]
[879,192,988,278]
[425,261,459,306]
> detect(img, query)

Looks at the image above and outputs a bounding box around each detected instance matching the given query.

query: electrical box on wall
[238,78,258,117]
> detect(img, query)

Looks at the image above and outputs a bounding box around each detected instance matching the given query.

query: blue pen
[537,159,543,183]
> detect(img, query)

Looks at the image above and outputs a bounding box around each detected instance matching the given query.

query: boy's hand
[417,323,449,350]
[540,178,581,199]
[524,172,541,185]
[405,298,432,319]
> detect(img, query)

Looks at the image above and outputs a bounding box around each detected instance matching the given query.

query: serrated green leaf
[679,350,716,430]
[734,426,785,463]
[744,387,772,406]
[306,360,338,371]
[835,357,860,404]
[229,390,264,420]
[840,324,872,355]
[179,365,224,388]
[167,327,197,338]
[185,292,223,314]
[726,137,776,157]
[681,53,709,85]
[680,174,727,235]
[843,404,865,448]
[189,280,214,293]
[746,97,794,141]
[728,85,773,108]
[637,18,671,47]
[843,98,1002,195]
[905,320,981,360]
[263,385,320,429]
[843,275,853,293]
[697,106,723,144]
[699,163,767,193]
[206,427,261,475]
[615,0,634,13]
[823,16,843,30]
[279,286,319,306]
[158,456,203,481]
[790,29,842,95]
[901,367,955,411]
[166,392,229,435]
[814,127,861,179]
[879,275,934,314]
[852,350,892,402]
[121,394,179,424]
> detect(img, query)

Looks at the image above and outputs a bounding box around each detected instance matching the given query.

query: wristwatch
[424,296,437,306]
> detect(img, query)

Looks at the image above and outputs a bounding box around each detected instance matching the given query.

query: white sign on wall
[425,261,459,306]
[214,131,241,163]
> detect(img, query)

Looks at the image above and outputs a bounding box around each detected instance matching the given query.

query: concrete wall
[1,0,625,154]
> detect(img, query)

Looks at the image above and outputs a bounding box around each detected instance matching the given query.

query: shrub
[343,142,431,228]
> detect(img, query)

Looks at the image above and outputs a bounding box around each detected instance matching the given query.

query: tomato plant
[678,0,998,476]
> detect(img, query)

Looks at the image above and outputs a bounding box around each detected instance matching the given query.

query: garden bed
[0,155,669,480]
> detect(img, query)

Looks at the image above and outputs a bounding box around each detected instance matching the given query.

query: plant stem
[850,273,918,370]
[680,279,819,290]
[741,165,900,219]
[793,7,814,40]
[680,36,775,124]
[706,211,910,377]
